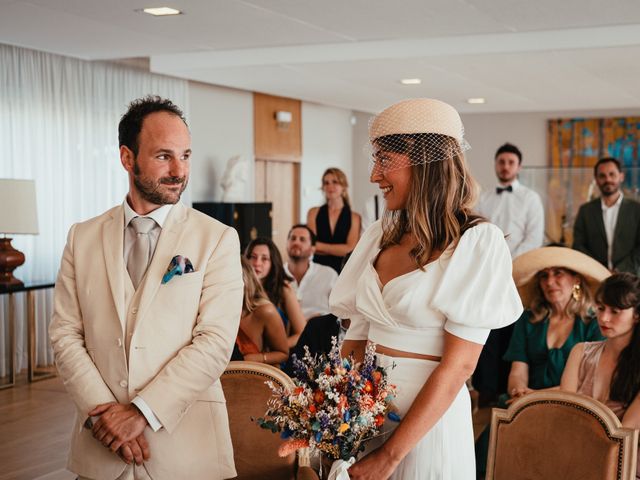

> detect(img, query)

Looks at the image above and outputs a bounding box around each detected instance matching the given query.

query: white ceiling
[2,0,640,113]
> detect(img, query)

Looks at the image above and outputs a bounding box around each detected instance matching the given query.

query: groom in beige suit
[49,96,243,479]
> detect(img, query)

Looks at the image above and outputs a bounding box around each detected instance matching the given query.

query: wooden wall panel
[254,93,302,162]
[255,158,266,202]
[255,159,300,254]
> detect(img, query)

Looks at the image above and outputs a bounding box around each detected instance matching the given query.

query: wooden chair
[221,361,319,480]
[486,391,638,480]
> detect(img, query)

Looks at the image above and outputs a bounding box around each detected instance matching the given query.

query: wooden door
[253,92,301,256]
[255,159,300,254]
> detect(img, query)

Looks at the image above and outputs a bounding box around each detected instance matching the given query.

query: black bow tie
[496,185,513,194]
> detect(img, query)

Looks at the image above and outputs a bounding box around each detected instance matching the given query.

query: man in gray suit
[573,157,640,273]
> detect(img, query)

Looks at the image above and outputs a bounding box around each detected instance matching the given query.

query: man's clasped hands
[88,402,150,465]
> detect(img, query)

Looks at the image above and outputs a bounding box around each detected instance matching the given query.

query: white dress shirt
[285,260,338,319]
[122,199,175,432]
[602,192,623,269]
[476,179,545,258]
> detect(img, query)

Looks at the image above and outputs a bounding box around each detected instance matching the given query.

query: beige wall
[187,81,254,203]
[189,79,640,224]
[351,110,375,218]
[188,82,357,232]
[300,102,354,222]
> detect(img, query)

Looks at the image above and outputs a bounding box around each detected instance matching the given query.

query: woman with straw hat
[475,247,610,478]
[504,247,610,401]
[330,98,523,479]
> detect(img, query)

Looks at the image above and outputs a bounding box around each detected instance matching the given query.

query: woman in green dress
[504,247,611,400]
[476,246,611,477]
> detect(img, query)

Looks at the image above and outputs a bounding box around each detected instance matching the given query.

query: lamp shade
[0,179,39,235]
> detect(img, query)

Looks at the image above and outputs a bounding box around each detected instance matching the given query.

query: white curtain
[0,43,189,375]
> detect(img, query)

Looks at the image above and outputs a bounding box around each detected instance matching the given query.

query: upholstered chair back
[221,361,318,480]
[487,391,638,480]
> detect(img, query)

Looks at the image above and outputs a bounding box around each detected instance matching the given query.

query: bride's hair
[597,273,640,407]
[377,133,484,268]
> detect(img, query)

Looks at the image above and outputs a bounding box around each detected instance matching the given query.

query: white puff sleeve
[329,221,383,341]
[431,222,523,345]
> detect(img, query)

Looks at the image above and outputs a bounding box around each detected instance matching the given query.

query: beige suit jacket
[49,202,243,480]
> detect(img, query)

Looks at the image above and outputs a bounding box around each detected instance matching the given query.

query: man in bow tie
[49,96,243,480]
[476,142,544,258]
[473,142,544,406]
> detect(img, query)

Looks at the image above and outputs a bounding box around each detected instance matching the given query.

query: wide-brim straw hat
[513,247,611,308]
[369,98,464,142]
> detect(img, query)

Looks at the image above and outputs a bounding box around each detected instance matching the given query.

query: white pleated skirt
[365,353,475,480]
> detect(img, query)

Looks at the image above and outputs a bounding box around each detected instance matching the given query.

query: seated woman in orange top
[245,237,306,348]
[233,257,289,366]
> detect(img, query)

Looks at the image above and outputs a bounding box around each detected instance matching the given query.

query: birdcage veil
[367,98,470,174]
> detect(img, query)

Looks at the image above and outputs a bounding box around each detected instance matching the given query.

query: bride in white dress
[330,98,523,479]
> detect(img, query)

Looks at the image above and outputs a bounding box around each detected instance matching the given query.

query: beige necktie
[127,217,156,289]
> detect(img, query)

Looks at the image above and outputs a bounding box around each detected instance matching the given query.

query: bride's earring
[572,283,582,302]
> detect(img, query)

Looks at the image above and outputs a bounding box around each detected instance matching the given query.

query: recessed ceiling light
[142,7,182,16]
[467,97,486,104]
[400,78,422,85]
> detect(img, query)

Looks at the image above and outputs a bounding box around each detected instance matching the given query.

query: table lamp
[0,179,39,288]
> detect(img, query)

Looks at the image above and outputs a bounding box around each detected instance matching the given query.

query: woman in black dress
[307,167,361,273]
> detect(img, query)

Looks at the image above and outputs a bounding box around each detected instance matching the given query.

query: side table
[0,281,55,388]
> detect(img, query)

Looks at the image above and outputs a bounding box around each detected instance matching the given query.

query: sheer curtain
[0,43,189,375]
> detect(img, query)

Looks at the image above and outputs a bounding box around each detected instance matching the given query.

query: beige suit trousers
[78,464,152,480]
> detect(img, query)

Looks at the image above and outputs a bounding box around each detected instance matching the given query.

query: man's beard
[497,172,516,184]
[133,162,187,205]
[599,183,620,197]
[288,252,309,263]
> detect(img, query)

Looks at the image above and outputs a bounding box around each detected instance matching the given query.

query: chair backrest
[221,361,298,480]
[486,391,638,480]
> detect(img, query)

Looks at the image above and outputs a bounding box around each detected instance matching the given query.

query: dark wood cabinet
[192,202,272,252]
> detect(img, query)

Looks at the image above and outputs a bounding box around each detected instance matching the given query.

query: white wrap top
[330,221,523,356]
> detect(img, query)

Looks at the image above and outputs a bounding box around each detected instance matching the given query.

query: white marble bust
[220,155,247,202]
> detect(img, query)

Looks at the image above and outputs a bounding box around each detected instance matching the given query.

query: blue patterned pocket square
[162,255,195,284]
